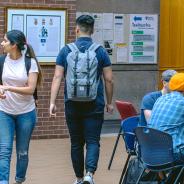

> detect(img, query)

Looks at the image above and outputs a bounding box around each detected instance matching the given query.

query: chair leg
[119,154,131,184]
[135,168,145,184]
[108,126,122,170]
[173,167,184,184]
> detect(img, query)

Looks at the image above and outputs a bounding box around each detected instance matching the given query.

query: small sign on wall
[129,14,158,63]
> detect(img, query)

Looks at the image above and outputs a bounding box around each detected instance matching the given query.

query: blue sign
[134,16,142,21]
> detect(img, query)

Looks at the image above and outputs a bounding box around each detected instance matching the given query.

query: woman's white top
[0,54,38,115]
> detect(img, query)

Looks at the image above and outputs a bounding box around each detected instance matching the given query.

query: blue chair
[135,127,184,184]
[118,115,140,184]
[108,100,138,170]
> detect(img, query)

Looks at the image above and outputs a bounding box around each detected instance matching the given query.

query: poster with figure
[26,15,61,57]
[6,8,66,63]
[129,14,158,63]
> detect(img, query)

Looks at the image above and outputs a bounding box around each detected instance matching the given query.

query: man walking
[50,15,113,184]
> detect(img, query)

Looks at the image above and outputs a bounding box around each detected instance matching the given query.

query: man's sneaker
[83,173,95,184]
[73,179,83,184]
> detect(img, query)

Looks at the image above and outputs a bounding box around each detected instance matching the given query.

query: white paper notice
[103,13,113,29]
[12,15,24,32]
[114,14,124,43]
[116,44,128,63]
[103,29,114,41]
[92,29,103,45]
[93,13,103,29]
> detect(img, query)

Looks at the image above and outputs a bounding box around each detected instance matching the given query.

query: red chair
[108,100,138,170]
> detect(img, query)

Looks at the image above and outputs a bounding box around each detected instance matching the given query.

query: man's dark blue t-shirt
[56,37,111,116]
[140,91,162,125]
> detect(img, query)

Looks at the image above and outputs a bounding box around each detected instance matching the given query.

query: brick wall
[0,0,76,139]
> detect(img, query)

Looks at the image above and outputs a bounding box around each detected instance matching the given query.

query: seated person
[130,70,176,183]
[148,73,184,183]
[140,69,177,125]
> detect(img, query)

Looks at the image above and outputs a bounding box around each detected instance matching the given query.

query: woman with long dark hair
[0,30,42,184]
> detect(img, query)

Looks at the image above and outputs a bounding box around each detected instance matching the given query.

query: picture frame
[6,7,67,64]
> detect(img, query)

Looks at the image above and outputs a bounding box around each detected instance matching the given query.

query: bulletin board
[77,12,158,64]
[6,8,67,64]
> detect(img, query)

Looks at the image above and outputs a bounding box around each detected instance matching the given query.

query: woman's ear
[11,43,18,50]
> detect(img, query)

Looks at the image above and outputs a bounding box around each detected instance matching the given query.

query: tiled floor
[10,136,127,184]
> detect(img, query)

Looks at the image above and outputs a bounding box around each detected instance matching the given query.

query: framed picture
[6,7,67,64]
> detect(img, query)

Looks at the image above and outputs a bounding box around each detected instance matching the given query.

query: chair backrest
[121,115,139,152]
[115,100,137,120]
[135,127,174,166]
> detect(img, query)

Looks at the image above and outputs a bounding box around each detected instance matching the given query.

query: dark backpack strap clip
[0,55,7,85]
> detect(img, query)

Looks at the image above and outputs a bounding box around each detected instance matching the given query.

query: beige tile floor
[10,136,127,184]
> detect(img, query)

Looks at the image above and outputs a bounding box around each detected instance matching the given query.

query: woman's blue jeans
[0,109,37,184]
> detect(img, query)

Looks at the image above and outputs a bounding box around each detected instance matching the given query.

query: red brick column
[0,0,76,139]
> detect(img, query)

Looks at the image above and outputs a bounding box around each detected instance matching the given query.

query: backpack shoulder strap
[0,54,7,85]
[67,43,79,53]
[24,56,38,102]
[25,56,31,75]
[88,43,101,52]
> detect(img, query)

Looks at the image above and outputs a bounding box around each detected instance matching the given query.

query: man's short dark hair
[76,15,94,34]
